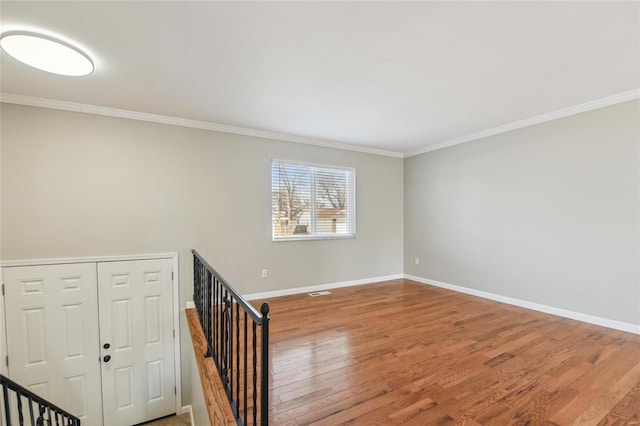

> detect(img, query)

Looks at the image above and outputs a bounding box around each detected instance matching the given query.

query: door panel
[98,259,175,426]
[4,263,103,426]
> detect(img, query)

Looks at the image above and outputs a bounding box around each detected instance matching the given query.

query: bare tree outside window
[272,164,310,236]
[275,166,308,221]
[272,161,355,240]
[317,170,347,209]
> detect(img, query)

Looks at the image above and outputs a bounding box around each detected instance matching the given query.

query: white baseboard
[244,274,404,301]
[405,274,640,335]
[179,405,194,425]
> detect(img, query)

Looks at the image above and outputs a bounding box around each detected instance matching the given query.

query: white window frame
[272,159,356,241]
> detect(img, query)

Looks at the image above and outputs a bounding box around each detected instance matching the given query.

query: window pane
[272,161,355,240]
[315,168,349,235]
[272,163,311,237]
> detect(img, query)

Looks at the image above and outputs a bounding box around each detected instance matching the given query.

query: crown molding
[2,89,637,160]
[407,88,640,158]
[0,92,405,159]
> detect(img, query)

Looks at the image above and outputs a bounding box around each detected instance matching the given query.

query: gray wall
[2,98,639,409]
[405,99,640,325]
[0,103,404,403]
[0,104,404,289]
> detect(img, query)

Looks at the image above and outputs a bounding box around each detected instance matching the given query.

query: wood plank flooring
[260,279,640,425]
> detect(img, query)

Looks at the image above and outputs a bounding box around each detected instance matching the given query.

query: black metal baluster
[28,395,35,426]
[260,302,270,426]
[197,258,202,321]
[36,403,44,426]
[216,278,219,366]
[225,295,231,388]
[221,291,225,378]
[200,261,205,322]
[236,302,240,419]
[229,296,234,411]
[3,379,11,426]
[193,257,199,318]
[198,262,203,325]
[221,288,227,374]
[17,389,25,426]
[253,321,257,426]
[196,263,204,342]
[205,270,210,357]
[215,277,219,362]
[213,273,217,360]
[244,311,248,424]
[214,272,216,358]
[214,271,216,353]
[219,286,223,371]
[193,256,196,305]
[201,268,206,356]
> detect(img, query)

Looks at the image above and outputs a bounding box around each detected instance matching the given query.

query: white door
[98,259,176,425]
[4,263,103,426]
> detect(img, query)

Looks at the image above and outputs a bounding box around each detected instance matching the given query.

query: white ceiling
[1,1,639,157]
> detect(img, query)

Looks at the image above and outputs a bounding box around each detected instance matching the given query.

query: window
[272,160,355,240]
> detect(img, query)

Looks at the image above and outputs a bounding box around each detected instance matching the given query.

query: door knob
[103,355,111,362]
[103,343,110,349]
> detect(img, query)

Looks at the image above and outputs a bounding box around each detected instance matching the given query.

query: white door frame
[0,252,183,417]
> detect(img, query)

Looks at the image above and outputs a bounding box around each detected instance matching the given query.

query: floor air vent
[309,291,332,297]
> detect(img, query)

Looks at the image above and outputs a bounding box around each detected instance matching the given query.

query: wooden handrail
[187,308,237,426]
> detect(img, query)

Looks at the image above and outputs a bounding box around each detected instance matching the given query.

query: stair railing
[192,250,270,426]
[1,374,81,426]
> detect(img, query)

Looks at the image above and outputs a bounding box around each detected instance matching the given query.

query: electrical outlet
[261,269,268,278]
[414,257,420,265]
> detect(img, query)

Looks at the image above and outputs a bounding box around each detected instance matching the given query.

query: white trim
[404,274,640,335]
[0,92,404,158]
[171,254,183,417]
[407,88,640,157]
[185,301,196,309]
[272,234,356,242]
[0,252,177,267]
[2,90,636,160]
[244,273,404,301]
[271,160,357,241]
[179,405,194,425]
[2,90,637,160]
[272,158,357,172]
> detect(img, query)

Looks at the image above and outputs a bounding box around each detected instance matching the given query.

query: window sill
[272,234,356,242]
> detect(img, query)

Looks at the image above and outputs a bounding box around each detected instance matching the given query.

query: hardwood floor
[261,279,640,425]
[143,413,191,426]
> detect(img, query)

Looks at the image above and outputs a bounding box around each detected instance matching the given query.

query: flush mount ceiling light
[0,31,94,76]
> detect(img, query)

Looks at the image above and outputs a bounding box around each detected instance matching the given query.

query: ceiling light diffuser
[0,31,94,76]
